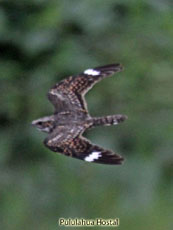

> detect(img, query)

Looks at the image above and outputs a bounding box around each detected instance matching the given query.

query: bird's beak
[31,120,36,127]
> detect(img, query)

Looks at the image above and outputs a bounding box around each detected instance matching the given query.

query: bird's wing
[48,63,123,114]
[44,127,124,165]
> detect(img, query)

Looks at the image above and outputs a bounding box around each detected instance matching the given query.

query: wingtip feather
[94,63,124,72]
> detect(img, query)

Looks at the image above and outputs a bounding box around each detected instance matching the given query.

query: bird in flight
[32,64,128,165]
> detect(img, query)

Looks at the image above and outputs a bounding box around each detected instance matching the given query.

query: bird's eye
[38,122,42,125]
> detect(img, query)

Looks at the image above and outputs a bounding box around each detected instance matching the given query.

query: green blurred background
[0,0,173,229]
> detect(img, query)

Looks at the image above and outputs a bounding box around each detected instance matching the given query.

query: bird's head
[31,116,55,133]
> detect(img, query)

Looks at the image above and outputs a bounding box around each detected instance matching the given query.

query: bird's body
[32,64,127,165]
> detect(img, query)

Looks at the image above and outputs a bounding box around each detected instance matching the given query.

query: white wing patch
[84,69,100,76]
[85,151,102,162]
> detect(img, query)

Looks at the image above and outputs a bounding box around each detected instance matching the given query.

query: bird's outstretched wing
[48,63,123,114]
[44,126,124,165]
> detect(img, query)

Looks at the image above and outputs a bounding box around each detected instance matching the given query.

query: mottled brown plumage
[32,64,128,165]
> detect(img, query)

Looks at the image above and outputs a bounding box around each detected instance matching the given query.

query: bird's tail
[91,114,128,127]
